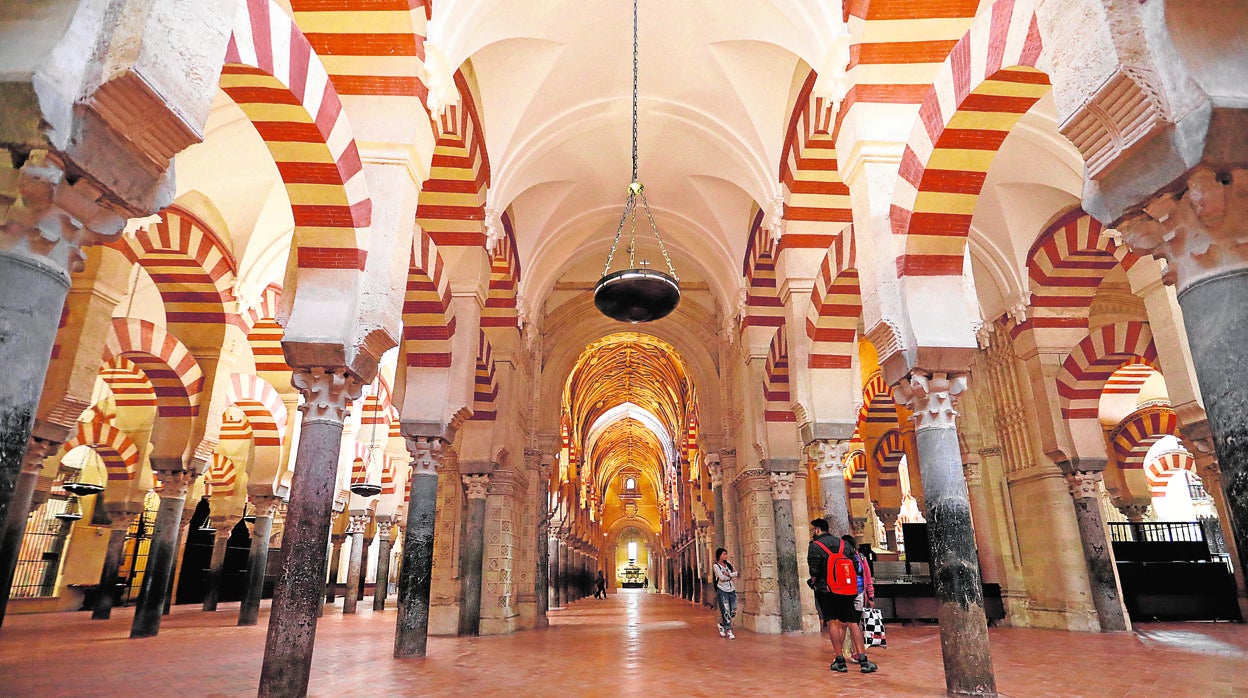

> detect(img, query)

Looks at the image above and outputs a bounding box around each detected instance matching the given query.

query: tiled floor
[1,591,1245,696]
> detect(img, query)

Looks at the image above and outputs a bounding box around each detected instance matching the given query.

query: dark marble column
[0,439,54,626]
[92,512,137,620]
[533,457,551,626]
[558,540,569,607]
[372,519,394,611]
[238,496,278,626]
[342,514,368,615]
[201,526,233,612]
[129,469,194,638]
[707,455,726,550]
[895,371,996,696]
[809,440,851,537]
[548,535,562,609]
[325,532,345,604]
[357,534,372,602]
[769,471,802,633]
[877,506,900,552]
[394,434,444,658]
[164,508,196,615]
[458,473,489,635]
[258,367,362,698]
[1063,467,1130,631]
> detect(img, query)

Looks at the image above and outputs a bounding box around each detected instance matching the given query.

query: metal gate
[11,471,74,599]
[117,490,160,606]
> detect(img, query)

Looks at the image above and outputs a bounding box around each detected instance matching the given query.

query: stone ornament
[1065,470,1103,499]
[346,514,370,535]
[154,469,197,499]
[20,435,59,475]
[292,367,365,424]
[962,459,982,486]
[463,474,491,500]
[406,435,445,476]
[893,370,968,430]
[0,149,128,275]
[376,519,394,540]
[1119,167,1248,292]
[808,439,850,477]
[768,472,795,501]
[249,495,279,519]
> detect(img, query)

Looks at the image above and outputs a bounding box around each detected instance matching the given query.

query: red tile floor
[1,590,1245,697]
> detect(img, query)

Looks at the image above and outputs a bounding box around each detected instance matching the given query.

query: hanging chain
[631,0,639,184]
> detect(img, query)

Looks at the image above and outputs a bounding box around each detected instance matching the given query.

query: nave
[2,590,1244,697]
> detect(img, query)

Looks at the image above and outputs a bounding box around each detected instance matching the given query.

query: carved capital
[249,495,280,519]
[768,472,795,501]
[523,448,542,469]
[707,462,723,489]
[849,517,867,538]
[154,469,196,500]
[893,370,967,430]
[463,474,490,500]
[807,439,850,478]
[963,459,982,486]
[1117,504,1151,523]
[376,519,395,540]
[346,513,370,535]
[292,367,364,424]
[21,435,59,475]
[1065,470,1103,499]
[405,435,446,476]
[0,149,127,275]
[874,505,900,528]
[1119,167,1248,292]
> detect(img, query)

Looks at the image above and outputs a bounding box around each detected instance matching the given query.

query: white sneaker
[718,625,726,637]
[727,630,735,639]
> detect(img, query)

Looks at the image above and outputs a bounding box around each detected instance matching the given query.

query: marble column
[325,533,346,604]
[548,535,562,609]
[558,540,570,607]
[372,519,394,611]
[358,535,372,602]
[894,371,996,696]
[165,504,197,615]
[259,367,362,698]
[533,456,551,626]
[0,438,54,626]
[393,434,445,658]
[707,455,726,550]
[342,514,369,615]
[877,506,900,552]
[92,512,137,620]
[1194,458,1248,618]
[1063,468,1130,632]
[130,469,195,638]
[1120,169,1248,608]
[809,440,851,537]
[457,474,489,635]
[769,472,802,633]
[239,496,279,626]
[201,526,234,612]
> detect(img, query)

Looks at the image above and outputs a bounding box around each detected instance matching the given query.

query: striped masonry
[872,428,905,489]
[481,210,522,330]
[415,74,491,249]
[806,227,860,370]
[102,318,204,419]
[1110,406,1180,470]
[1056,322,1158,419]
[99,357,157,409]
[403,228,455,368]
[471,330,498,421]
[741,210,785,331]
[227,373,288,449]
[290,0,430,99]
[206,452,238,498]
[1146,449,1197,498]
[63,419,140,483]
[859,370,897,427]
[780,71,852,232]
[244,283,294,378]
[763,326,795,423]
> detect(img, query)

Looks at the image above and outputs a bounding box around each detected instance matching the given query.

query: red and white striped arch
[403,229,455,369]
[416,73,491,249]
[221,0,371,272]
[859,370,896,429]
[1056,322,1159,420]
[741,211,785,332]
[102,318,203,420]
[780,71,852,235]
[763,326,795,423]
[220,411,254,447]
[244,283,294,383]
[227,373,288,451]
[98,357,156,410]
[64,419,140,483]
[482,210,522,331]
[872,429,905,490]
[290,0,430,99]
[470,330,498,422]
[807,228,859,370]
[206,452,239,498]
[891,0,1047,276]
[846,448,870,519]
[113,207,238,332]
[1110,406,1181,471]
[1147,449,1197,498]
[1023,209,1143,332]
[1104,362,1164,403]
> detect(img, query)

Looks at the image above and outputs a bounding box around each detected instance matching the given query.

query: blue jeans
[716,589,737,629]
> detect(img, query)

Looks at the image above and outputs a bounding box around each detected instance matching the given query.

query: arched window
[625,477,636,490]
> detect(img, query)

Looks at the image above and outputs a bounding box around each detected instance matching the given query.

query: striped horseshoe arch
[221,0,372,273]
[102,318,204,420]
[741,210,785,332]
[63,419,140,484]
[859,371,896,429]
[891,0,1047,276]
[481,210,522,330]
[99,357,157,410]
[780,71,852,252]
[289,0,430,99]
[1056,322,1159,420]
[227,374,288,449]
[872,429,905,490]
[1110,406,1181,471]
[206,452,239,498]
[1146,450,1198,498]
[416,72,491,249]
[763,326,795,423]
[403,230,455,369]
[470,331,498,422]
[807,228,859,370]
[1024,209,1142,328]
[243,283,294,381]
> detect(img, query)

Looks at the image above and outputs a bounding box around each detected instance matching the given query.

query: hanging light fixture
[594,0,680,323]
[350,394,384,498]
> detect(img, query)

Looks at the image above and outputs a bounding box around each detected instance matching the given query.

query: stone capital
[963,459,983,487]
[154,469,196,500]
[893,370,968,430]
[0,149,128,276]
[807,439,850,478]
[292,367,365,424]
[376,519,395,540]
[20,435,59,475]
[1117,504,1151,523]
[248,495,280,519]
[463,474,490,500]
[707,460,723,489]
[523,448,543,470]
[405,434,447,476]
[1118,167,1248,293]
[768,472,795,501]
[874,505,900,528]
[346,514,370,535]
[1065,470,1104,499]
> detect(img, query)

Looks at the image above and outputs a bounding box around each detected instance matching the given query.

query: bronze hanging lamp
[594,0,680,323]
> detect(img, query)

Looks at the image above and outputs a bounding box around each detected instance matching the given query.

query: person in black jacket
[807,518,878,674]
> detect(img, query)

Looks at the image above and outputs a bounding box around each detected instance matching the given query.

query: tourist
[595,570,607,599]
[808,519,878,674]
[712,547,739,638]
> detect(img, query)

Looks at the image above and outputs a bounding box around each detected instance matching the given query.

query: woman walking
[712,548,739,639]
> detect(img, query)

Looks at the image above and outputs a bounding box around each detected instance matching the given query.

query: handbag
[861,607,886,648]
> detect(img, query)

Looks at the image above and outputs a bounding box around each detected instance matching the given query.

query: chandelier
[593,0,680,323]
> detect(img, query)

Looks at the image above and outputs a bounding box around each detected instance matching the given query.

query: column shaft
[547,536,561,609]
[130,482,189,638]
[394,469,439,657]
[325,537,344,603]
[458,491,486,635]
[92,524,130,620]
[357,538,371,602]
[202,529,232,611]
[343,529,364,614]
[372,532,393,611]
[0,462,41,626]
[238,513,275,626]
[558,541,569,607]
[1066,471,1130,631]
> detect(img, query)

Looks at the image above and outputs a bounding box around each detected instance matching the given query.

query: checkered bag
[861,607,886,648]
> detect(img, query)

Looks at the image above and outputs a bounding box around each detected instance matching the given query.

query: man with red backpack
[807,518,879,674]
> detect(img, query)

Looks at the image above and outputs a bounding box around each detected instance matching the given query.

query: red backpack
[814,539,858,595]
